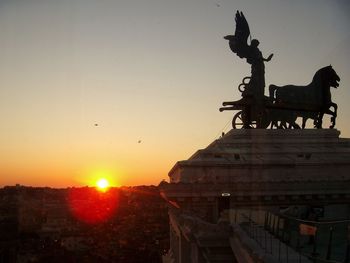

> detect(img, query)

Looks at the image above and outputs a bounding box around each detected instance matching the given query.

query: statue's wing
[226,11,250,58]
[235,11,250,45]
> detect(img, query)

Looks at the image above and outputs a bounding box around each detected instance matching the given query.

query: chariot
[221,11,339,130]
[219,65,339,130]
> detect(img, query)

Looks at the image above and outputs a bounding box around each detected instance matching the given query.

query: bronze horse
[269,65,340,129]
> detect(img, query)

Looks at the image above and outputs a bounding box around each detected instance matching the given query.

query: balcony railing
[236,209,350,263]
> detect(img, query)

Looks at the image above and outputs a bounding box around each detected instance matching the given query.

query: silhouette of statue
[221,11,273,128]
[220,11,339,129]
[224,11,273,101]
[247,39,273,99]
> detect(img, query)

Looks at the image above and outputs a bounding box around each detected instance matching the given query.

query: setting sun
[96,178,109,191]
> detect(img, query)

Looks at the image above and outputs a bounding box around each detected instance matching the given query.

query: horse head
[321,65,340,89]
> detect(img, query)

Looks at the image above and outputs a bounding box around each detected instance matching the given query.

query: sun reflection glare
[67,187,119,224]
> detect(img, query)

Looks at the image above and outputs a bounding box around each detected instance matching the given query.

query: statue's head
[251,39,260,47]
[325,65,340,89]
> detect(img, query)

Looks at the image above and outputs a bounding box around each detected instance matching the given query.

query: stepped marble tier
[162,129,350,205]
[169,129,350,184]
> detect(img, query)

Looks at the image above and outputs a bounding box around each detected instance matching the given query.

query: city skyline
[0,0,349,187]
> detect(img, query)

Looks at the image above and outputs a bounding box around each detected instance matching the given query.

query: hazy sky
[0,0,349,187]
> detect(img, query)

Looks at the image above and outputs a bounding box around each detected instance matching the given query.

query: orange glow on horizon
[78,166,121,188]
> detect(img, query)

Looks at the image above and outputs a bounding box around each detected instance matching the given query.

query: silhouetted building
[161,129,350,262]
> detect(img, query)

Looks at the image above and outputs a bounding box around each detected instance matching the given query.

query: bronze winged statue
[224,11,273,101]
[220,11,274,128]
[220,11,339,129]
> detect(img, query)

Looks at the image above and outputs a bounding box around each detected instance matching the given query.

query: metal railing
[238,210,350,263]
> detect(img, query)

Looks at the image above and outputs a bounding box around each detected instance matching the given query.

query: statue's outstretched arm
[264,53,274,62]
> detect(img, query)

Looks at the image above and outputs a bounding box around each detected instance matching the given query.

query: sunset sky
[0,0,349,187]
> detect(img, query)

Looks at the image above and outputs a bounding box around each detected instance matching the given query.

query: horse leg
[286,114,299,129]
[328,103,338,129]
[290,121,300,129]
[321,103,337,128]
[269,85,277,102]
[276,121,282,129]
[331,103,337,128]
[281,121,288,129]
[271,120,278,129]
[316,112,324,129]
[302,117,307,129]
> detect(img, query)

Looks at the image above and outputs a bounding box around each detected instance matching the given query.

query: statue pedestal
[162,129,350,218]
[161,129,350,262]
[169,129,349,184]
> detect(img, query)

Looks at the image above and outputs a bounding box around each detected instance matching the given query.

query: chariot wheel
[232,111,257,129]
[232,110,271,129]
